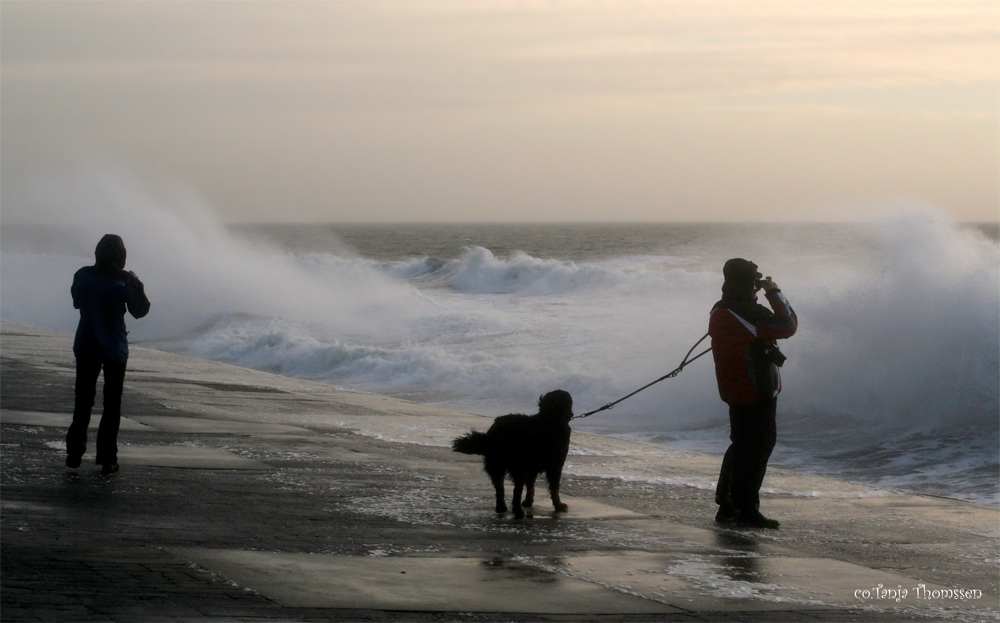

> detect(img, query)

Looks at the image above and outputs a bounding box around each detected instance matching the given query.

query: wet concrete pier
[2,324,997,622]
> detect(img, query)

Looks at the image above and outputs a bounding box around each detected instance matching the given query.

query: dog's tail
[451,431,490,455]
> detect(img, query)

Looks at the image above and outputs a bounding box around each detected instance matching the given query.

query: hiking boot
[715,503,739,523]
[738,510,780,529]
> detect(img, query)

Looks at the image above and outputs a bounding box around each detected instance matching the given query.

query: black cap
[723,258,761,285]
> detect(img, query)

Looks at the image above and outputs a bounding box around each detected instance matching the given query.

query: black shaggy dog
[452,390,573,519]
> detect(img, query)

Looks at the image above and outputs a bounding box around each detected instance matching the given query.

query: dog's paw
[554,503,568,513]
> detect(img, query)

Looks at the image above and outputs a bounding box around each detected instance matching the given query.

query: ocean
[2,191,998,507]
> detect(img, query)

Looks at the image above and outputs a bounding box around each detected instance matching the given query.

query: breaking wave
[2,166,996,504]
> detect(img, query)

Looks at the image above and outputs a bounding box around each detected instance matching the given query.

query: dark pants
[66,357,127,466]
[715,399,777,513]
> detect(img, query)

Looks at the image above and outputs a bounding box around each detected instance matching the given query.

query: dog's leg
[523,474,538,508]
[511,478,526,519]
[546,469,569,513]
[486,461,508,514]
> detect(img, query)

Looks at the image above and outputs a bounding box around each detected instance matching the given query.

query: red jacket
[709,290,797,405]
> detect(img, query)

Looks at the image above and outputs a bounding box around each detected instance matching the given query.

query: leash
[572,332,712,420]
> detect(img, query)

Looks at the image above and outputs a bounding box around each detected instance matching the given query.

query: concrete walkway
[2,324,997,622]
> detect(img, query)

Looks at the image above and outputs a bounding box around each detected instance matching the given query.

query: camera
[765,345,787,367]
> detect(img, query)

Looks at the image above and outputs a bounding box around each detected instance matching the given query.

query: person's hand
[127,271,143,288]
[760,276,779,292]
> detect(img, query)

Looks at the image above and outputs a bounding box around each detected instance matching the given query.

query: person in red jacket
[709,258,797,528]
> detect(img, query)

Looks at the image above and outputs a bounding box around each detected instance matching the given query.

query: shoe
[101,463,120,475]
[715,504,738,523]
[66,454,82,469]
[738,510,780,529]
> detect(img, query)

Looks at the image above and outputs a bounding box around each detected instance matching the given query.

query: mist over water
[2,167,997,505]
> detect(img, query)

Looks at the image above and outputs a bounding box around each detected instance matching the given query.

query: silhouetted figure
[452,390,573,519]
[66,234,150,474]
[709,259,796,528]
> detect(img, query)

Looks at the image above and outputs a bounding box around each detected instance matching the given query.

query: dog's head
[538,389,573,424]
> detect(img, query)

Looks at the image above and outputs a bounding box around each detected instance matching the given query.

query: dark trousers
[66,357,127,466]
[715,399,777,513]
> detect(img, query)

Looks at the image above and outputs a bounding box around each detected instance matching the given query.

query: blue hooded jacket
[72,234,150,362]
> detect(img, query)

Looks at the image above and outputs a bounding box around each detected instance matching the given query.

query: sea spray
[0,163,441,345]
[785,208,999,434]
[2,166,996,504]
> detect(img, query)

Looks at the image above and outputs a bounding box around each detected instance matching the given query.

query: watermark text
[854,584,983,603]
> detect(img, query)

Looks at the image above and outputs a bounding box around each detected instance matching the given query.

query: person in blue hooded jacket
[66,234,150,474]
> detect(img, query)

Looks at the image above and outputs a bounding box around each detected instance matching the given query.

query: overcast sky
[2,1,997,223]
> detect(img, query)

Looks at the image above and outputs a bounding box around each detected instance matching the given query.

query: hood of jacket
[94,234,126,272]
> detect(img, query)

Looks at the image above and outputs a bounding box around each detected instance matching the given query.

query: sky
[2,1,998,223]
